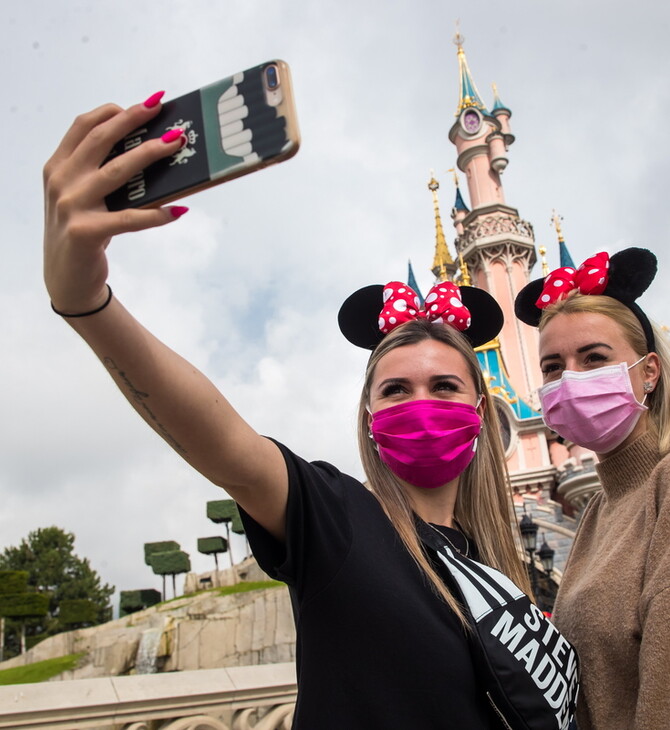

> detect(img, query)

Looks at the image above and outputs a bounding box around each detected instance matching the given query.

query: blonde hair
[539,293,670,454]
[358,319,531,624]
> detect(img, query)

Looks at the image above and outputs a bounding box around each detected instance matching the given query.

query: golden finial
[539,245,549,277]
[428,171,454,280]
[551,209,564,242]
[448,167,459,188]
[459,252,472,286]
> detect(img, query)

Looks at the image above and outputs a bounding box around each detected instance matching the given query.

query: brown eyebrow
[376,374,466,390]
[539,342,613,366]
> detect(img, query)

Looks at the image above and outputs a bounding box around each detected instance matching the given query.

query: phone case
[105,60,300,210]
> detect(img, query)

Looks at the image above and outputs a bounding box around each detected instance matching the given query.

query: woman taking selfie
[515,248,670,730]
[43,95,577,729]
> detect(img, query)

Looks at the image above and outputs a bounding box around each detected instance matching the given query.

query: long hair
[358,319,532,624]
[538,293,670,455]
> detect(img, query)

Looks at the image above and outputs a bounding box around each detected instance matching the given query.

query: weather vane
[453,19,464,48]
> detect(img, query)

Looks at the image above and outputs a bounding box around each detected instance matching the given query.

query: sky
[2,0,669,613]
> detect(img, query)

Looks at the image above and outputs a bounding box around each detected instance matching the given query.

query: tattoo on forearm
[103,358,187,454]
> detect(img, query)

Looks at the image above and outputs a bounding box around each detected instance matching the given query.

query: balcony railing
[0,662,297,730]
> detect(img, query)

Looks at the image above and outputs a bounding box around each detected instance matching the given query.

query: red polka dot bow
[378,281,472,335]
[535,251,610,309]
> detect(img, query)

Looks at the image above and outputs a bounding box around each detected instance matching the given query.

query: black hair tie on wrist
[51,285,113,318]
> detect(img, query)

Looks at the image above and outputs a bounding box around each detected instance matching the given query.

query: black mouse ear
[338,282,504,350]
[605,248,657,304]
[514,278,545,327]
[458,287,504,347]
[338,284,385,350]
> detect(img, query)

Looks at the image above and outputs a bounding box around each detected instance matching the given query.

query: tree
[0,527,114,658]
[144,541,180,600]
[197,536,228,571]
[206,500,242,566]
[148,551,191,599]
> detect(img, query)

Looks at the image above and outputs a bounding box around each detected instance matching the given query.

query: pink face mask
[369,399,482,489]
[538,357,647,454]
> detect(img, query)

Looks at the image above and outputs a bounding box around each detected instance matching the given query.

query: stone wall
[0,559,296,680]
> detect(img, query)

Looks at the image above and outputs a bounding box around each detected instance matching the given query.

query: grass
[0,653,85,685]
[217,580,285,597]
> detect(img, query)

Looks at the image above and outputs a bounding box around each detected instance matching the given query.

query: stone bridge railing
[0,662,297,730]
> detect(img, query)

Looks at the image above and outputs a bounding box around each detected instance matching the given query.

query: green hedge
[206,499,238,523]
[148,550,191,576]
[144,541,180,566]
[0,571,28,595]
[231,513,245,535]
[0,592,49,619]
[58,599,98,625]
[119,589,162,616]
[197,536,228,555]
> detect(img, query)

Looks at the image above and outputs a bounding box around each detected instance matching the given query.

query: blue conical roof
[454,186,469,212]
[559,240,575,269]
[407,260,425,305]
[455,45,489,115]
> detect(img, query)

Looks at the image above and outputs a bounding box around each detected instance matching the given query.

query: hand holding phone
[105,60,300,210]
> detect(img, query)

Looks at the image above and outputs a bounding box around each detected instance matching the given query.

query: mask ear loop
[628,355,651,406]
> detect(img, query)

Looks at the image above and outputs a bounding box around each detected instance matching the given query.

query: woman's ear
[644,352,661,392]
[477,392,487,417]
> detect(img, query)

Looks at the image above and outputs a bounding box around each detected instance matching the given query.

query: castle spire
[428,172,456,282]
[453,30,488,116]
[552,210,575,268]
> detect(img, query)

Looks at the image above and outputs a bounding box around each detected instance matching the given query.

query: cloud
[2,0,669,612]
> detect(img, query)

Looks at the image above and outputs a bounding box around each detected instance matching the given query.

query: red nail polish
[170,206,189,219]
[161,128,184,144]
[143,91,165,108]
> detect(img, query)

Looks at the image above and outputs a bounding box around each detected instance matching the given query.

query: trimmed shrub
[119,589,162,616]
[231,513,246,535]
[143,541,180,566]
[0,571,28,595]
[0,593,49,619]
[58,599,98,626]
[197,536,228,555]
[148,551,191,576]
[206,500,238,523]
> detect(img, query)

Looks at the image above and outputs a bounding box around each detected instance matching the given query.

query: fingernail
[170,206,189,219]
[143,91,165,108]
[161,128,184,143]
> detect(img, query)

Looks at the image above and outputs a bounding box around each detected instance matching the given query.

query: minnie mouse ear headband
[338,280,504,350]
[514,247,658,352]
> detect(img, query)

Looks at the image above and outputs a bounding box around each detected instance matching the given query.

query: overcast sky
[2,1,669,612]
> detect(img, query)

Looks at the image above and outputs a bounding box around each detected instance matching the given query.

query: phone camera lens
[265,64,279,89]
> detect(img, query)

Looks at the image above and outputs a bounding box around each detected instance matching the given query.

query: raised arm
[43,97,288,540]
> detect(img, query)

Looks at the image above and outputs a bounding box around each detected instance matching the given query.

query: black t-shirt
[240,440,499,729]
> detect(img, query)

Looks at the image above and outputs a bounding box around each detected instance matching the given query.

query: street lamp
[519,512,539,603]
[537,535,555,576]
[519,511,557,611]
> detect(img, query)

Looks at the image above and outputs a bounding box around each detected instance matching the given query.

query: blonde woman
[516,248,670,730]
[44,97,569,728]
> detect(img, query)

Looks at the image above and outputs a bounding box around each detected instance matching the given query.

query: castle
[418,32,603,605]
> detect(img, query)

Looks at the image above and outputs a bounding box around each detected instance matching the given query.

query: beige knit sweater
[553,430,670,730]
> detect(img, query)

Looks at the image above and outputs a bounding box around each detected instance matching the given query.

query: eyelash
[380,380,458,397]
[541,352,609,375]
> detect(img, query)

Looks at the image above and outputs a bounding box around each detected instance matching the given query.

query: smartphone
[105,60,300,211]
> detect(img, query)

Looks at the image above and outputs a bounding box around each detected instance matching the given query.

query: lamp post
[520,510,557,611]
[519,512,539,603]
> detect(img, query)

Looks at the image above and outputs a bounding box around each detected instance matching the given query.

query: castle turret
[428,173,458,282]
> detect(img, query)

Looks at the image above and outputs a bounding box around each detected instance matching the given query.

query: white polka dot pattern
[378,281,471,335]
[535,252,610,310]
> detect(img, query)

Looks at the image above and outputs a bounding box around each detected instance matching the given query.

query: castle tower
[446,33,555,494]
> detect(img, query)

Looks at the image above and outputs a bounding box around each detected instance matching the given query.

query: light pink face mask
[538,357,647,453]
[369,399,482,489]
